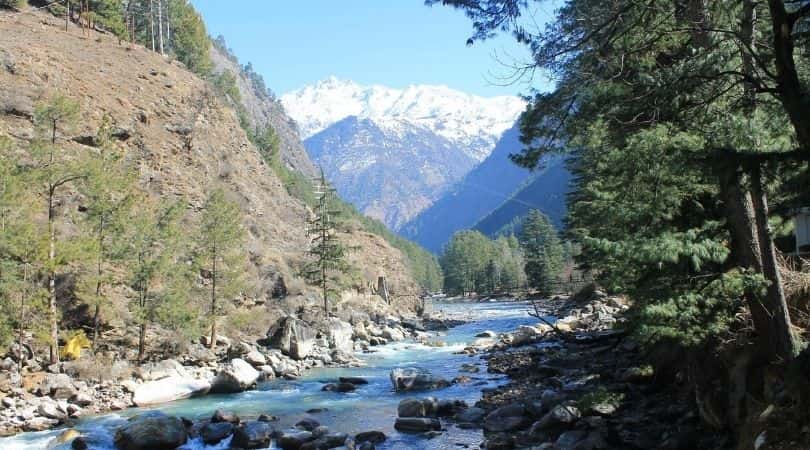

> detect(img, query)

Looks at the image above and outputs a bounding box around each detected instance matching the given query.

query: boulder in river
[278,430,314,450]
[210,358,259,393]
[398,397,438,418]
[231,421,274,449]
[131,376,211,406]
[321,382,356,393]
[113,412,188,450]
[355,430,387,445]
[268,317,317,360]
[200,422,234,445]
[339,376,368,385]
[211,409,240,424]
[394,417,442,433]
[389,367,450,392]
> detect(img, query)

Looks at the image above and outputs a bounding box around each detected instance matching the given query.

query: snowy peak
[281,77,525,161]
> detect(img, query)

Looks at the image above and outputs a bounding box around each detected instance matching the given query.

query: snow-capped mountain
[306,116,477,230]
[281,77,525,161]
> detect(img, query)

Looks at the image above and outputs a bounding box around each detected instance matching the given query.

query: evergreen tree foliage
[519,210,563,297]
[435,0,809,359]
[305,171,350,317]
[195,188,246,349]
[0,0,25,10]
[127,195,190,361]
[0,138,46,353]
[165,0,211,76]
[78,115,138,347]
[89,0,127,40]
[440,230,525,295]
[29,96,88,364]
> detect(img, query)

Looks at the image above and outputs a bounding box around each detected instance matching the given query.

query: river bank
[0,300,538,449]
[469,290,733,450]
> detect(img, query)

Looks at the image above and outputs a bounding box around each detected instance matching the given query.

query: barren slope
[0,12,419,327]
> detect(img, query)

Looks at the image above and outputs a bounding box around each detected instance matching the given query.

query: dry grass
[778,254,810,332]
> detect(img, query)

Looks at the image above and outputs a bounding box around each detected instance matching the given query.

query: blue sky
[192,1,554,97]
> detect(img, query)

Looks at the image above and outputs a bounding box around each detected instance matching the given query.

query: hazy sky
[191,1,555,97]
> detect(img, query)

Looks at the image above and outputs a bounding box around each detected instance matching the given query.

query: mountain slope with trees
[402,125,569,252]
[0,8,428,362]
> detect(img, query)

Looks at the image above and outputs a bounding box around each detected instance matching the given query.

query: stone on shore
[267,317,317,360]
[326,318,354,353]
[483,403,531,432]
[210,358,259,393]
[131,376,211,406]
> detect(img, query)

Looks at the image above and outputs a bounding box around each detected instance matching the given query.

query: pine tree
[0,136,44,356]
[127,195,188,361]
[195,188,245,350]
[305,171,349,317]
[520,210,563,298]
[78,115,137,348]
[29,96,86,364]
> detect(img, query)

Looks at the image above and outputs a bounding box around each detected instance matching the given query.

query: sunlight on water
[0,300,537,450]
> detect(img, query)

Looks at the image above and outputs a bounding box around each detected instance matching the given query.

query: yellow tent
[60,331,91,360]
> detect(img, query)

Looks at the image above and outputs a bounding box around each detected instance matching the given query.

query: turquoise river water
[0,300,537,450]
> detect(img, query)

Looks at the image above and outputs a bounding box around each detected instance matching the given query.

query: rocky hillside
[209,39,317,178]
[0,11,420,334]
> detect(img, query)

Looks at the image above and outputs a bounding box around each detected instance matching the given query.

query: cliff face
[0,12,419,327]
[209,43,317,178]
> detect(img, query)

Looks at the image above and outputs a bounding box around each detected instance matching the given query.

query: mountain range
[401,126,570,252]
[281,78,525,230]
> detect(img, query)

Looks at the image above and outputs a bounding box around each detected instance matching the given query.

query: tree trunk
[766,0,810,150]
[92,217,105,349]
[750,166,797,360]
[138,322,146,362]
[208,250,217,350]
[157,0,164,55]
[149,0,155,52]
[719,168,795,362]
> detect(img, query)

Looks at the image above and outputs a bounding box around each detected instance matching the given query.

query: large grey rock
[398,397,438,418]
[389,367,449,392]
[132,376,210,406]
[394,417,442,432]
[200,422,234,445]
[36,374,76,399]
[231,421,273,449]
[382,326,405,342]
[113,412,188,450]
[483,403,531,432]
[268,317,317,360]
[210,359,259,393]
[37,401,67,421]
[278,431,314,450]
[244,350,267,366]
[534,404,581,431]
[135,360,188,381]
[327,318,354,353]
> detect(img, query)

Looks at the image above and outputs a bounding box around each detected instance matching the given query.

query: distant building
[795,207,810,256]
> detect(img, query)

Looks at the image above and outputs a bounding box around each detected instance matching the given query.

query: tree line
[440,210,564,297]
[433,0,810,366]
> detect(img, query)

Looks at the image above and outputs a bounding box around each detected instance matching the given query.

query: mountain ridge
[282,76,525,162]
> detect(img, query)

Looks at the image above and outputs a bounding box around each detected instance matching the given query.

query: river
[0,300,537,450]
